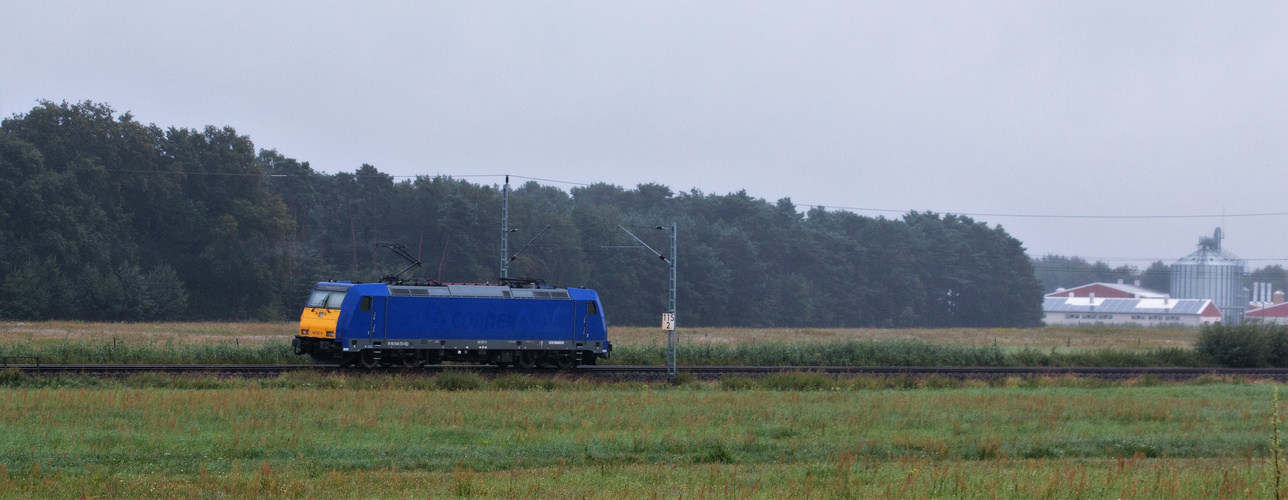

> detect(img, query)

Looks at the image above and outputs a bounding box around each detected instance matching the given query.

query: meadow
[0,321,1196,350]
[0,321,1202,367]
[0,371,1283,497]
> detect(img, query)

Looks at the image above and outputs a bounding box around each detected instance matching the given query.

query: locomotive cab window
[360,296,372,312]
[587,302,597,316]
[306,285,349,310]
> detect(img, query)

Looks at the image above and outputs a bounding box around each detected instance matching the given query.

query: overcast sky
[3,1,1286,268]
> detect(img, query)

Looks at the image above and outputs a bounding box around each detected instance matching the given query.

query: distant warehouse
[1246,290,1288,325]
[1246,303,1288,325]
[1043,281,1221,327]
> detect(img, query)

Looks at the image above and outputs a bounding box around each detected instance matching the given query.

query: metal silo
[1171,228,1247,323]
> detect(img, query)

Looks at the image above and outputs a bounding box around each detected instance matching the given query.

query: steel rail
[6,364,1288,380]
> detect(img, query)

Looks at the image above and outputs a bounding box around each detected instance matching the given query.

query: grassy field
[0,321,290,346]
[0,321,1196,349]
[0,372,1283,497]
[0,321,1202,367]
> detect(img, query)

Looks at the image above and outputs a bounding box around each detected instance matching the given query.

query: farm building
[1042,295,1221,327]
[1046,280,1165,299]
[1246,301,1288,325]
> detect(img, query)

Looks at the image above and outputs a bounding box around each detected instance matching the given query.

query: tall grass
[0,336,1212,367]
[611,340,1206,367]
[0,338,300,364]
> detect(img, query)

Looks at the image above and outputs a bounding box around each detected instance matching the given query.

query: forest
[0,101,1044,327]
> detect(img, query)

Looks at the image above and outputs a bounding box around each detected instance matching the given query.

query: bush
[0,368,27,387]
[1196,324,1288,368]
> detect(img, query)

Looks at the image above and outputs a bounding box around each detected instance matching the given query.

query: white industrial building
[1042,294,1222,327]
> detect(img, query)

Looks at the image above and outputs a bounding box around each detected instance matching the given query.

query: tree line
[0,101,1044,327]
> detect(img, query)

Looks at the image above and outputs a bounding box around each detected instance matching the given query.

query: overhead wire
[793,203,1288,219]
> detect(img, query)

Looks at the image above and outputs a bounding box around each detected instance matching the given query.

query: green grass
[610,340,1208,367]
[0,320,1215,367]
[0,373,1285,497]
[0,336,1211,367]
[0,458,1271,498]
[0,338,301,364]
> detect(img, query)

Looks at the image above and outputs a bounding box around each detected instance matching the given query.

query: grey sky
[3,1,1286,269]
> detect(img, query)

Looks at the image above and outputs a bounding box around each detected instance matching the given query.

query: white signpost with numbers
[616,223,678,380]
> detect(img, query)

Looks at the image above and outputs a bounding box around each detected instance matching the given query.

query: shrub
[0,368,27,387]
[1196,324,1288,368]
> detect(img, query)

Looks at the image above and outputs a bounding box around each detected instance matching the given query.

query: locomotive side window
[360,296,372,312]
[587,302,597,316]
[306,287,349,310]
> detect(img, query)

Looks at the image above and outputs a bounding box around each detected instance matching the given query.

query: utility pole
[666,222,677,379]
[617,223,678,380]
[500,175,509,279]
[499,175,543,280]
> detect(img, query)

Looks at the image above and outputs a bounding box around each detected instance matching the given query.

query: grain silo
[1171,228,1247,323]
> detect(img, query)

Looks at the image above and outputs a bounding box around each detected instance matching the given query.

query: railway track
[5,363,1288,381]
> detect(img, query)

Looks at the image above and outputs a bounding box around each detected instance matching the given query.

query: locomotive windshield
[306,285,350,310]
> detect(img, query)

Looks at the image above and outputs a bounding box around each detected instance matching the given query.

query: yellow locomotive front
[298,284,349,340]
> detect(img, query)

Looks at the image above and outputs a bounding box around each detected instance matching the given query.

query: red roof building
[1045,281,1166,299]
[1246,303,1288,325]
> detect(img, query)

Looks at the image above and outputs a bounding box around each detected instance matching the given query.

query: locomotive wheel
[399,350,422,368]
[359,350,380,369]
[517,352,536,370]
[556,351,578,370]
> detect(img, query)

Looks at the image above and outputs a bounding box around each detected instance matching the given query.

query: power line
[508,175,591,186]
[98,169,593,187]
[796,203,1288,220]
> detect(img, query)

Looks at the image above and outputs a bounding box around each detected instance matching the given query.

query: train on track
[292,278,611,368]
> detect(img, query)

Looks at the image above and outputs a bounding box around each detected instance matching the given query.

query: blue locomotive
[293,280,611,368]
